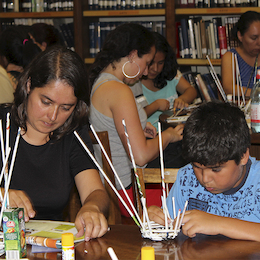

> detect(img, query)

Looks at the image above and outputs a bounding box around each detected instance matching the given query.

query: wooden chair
[65,131,121,225]
[132,168,179,217]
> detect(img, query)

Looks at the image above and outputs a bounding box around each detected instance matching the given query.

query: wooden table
[25,225,260,260]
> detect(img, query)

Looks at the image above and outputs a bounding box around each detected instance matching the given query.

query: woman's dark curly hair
[89,23,155,87]
[11,46,90,141]
[232,11,260,45]
[148,32,178,89]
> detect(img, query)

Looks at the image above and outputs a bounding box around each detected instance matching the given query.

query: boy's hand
[147,205,168,225]
[182,210,220,238]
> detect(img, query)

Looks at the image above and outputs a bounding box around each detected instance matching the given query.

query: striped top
[230,48,260,89]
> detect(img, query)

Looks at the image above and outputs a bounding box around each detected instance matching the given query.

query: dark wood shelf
[176,6,260,15]
[83,9,165,17]
[0,11,73,18]
[177,58,221,66]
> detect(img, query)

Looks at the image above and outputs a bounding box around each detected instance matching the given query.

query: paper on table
[25,220,84,242]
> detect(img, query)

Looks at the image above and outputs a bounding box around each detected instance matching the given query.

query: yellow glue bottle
[61,233,75,260]
[141,246,155,260]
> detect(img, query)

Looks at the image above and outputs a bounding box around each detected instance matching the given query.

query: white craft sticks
[75,121,188,241]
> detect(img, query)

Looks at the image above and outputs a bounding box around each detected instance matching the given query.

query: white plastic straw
[158,122,168,231]
[235,53,245,107]
[232,52,235,103]
[0,148,10,203]
[5,113,10,159]
[74,131,143,229]
[0,120,5,164]
[178,200,188,229]
[0,128,21,226]
[174,209,181,234]
[90,124,143,227]
[141,197,152,233]
[206,55,227,101]
[107,247,119,260]
[172,197,176,219]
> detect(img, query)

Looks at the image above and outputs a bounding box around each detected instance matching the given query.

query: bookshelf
[174,7,260,67]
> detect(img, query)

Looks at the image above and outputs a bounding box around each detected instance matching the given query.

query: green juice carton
[3,208,27,259]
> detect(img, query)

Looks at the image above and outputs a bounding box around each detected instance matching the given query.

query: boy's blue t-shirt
[166,157,260,223]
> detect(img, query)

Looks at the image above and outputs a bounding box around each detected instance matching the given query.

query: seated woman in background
[0,25,41,93]
[89,23,185,216]
[29,23,65,51]
[221,11,260,98]
[132,32,197,130]
[0,46,109,241]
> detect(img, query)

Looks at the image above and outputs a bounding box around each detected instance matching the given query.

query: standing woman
[0,46,109,241]
[139,32,197,130]
[221,11,260,98]
[89,23,184,215]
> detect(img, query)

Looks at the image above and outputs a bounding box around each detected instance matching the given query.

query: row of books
[176,0,258,8]
[89,20,165,57]
[183,71,220,101]
[1,19,74,50]
[2,0,73,12]
[88,0,165,10]
[176,16,239,60]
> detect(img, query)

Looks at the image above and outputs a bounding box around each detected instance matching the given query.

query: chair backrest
[132,168,179,217]
[66,131,121,225]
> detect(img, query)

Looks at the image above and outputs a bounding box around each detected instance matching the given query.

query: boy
[148,101,260,241]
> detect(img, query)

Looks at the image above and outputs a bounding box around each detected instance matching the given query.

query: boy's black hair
[182,101,251,166]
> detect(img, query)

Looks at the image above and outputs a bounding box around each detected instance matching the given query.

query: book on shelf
[218,25,227,58]
[180,18,191,58]
[199,18,207,59]
[59,22,74,51]
[205,20,212,58]
[195,73,212,101]
[178,25,185,59]
[201,73,219,99]
[188,18,197,59]
[183,72,221,102]
[182,71,204,101]
[175,21,181,58]
[212,17,222,59]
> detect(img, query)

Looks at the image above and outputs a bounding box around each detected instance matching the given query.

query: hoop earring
[122,60,140,79]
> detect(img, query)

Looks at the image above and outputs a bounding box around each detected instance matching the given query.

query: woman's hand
[173,98,188,110]
[75,203,108,242]
[144,122,157,138]
[6,189,36,221]
[155,99,170,111]
[166,124,184,143]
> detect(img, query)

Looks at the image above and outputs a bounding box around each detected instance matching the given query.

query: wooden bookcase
[1,1,259,68]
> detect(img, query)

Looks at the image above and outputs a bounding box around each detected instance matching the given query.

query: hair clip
[23,39,28,45]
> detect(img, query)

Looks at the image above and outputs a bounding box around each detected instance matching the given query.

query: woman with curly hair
[137,32,197,130]
[89,24,185,216]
